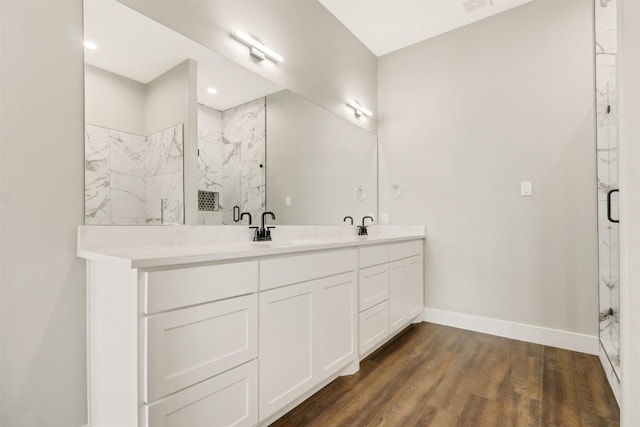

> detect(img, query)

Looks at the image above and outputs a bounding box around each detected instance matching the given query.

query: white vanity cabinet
[80,226,424,427]
[357,240,424,357]
[87,259,260,427]
[259,250,357,422]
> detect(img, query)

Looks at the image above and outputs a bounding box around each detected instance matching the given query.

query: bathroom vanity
[78,226,424,427]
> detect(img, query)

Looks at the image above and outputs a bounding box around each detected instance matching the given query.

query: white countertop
[77,226,425,269]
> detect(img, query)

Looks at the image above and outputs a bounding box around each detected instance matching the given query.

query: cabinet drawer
[144,261,258,313]
[260,249,357,291]
[358,263,389,311]
[146,360,258,427]
[389,240,423,262]
[359,244,389,268]
[146,294,257,402]
[359,301,389,356]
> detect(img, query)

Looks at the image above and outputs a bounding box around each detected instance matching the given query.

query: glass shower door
[595,0,620,384]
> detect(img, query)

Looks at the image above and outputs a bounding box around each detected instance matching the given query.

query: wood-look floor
[271,323,619,427]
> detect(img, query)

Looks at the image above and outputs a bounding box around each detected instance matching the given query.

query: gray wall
[378,0,598,335]
[118,0,378,134]
[1,1,86,427]
[85,64,146,135]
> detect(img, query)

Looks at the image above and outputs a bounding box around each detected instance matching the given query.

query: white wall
[378,0,598,336]
[84,64,146,135]
[0,1,86,426]
[618,0,640,424]
[118,0,378,133]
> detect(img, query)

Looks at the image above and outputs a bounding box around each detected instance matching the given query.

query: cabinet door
[146,360,257,427]
[259,282,316,421]
[317,272,356,381]
[389,258,410,334]
[389,255,424,334]
[404,255,424,319]
[146,294,257,402]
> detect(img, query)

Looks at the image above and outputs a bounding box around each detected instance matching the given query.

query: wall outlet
[381,212,390,224]
[520,181,533,196]
[285,196,291,206]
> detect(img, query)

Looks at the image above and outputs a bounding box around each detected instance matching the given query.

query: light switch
[520,181,533,196]
[285,196,291,206]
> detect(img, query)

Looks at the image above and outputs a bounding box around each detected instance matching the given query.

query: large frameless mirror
[83,0,377,226]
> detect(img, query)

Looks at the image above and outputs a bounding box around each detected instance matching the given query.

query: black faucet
[343,216,354,225]
[240,212,252,225]
[253,211,276,241]
[358,216,374,236]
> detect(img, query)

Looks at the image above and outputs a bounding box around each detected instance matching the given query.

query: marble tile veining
[85,123,184,225]
[110,130,147,177]
[85,125,110,173]
[198,99,266,225]
[146,124,184,176]
[85,171,110,219]
[110,174,146,219]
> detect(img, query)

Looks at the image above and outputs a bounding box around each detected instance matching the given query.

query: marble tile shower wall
[595,0,620,379]
[85,124,184,225]
[197,98,266,225]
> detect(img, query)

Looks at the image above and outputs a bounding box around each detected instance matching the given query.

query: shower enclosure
[595,0,620,401]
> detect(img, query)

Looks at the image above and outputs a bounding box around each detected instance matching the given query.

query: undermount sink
[252,239,315,248]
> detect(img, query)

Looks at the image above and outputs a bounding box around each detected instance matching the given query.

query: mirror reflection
[83,0,377,226]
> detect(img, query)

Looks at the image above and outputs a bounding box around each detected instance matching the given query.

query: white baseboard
[423,307,599,355]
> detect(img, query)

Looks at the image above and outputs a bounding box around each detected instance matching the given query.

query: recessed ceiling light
[84,40,98,50]
[207,87,218,95]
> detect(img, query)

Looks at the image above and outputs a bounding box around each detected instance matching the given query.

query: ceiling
[83,0,280,111]
[83,0,536,109]
[318,0,535,57]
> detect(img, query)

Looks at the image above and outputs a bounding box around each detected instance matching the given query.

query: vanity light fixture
[232,31,284,63]
[207,87,218,95]
[83,40,98,50]
[347,101,373,118]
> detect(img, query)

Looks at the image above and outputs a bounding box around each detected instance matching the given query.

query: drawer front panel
[388,240,423,262]
[358,263,389,311]
[146,294,257,402]
[359,244,389,268]
[145,261,258,313]
[146,360,258,427]
[359,301,390,356]
[260,249,357,291]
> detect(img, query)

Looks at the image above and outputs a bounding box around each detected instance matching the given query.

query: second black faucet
[358,216,374,236]
[252,211,276,241]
